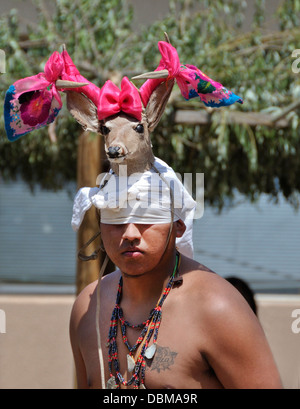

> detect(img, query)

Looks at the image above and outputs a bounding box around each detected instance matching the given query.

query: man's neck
[119,248,178,320]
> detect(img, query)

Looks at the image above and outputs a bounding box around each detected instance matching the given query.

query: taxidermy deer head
[65,75,174,175]
[63,34,176,176]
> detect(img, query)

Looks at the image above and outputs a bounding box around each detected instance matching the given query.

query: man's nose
[122,223,141,242]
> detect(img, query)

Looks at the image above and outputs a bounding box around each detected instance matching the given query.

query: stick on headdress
[133,39,243,107]
[4,50,91,141]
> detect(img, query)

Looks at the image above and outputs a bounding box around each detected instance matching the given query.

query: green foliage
[0,0,300,208]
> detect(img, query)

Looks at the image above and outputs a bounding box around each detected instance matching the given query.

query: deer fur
[65,79,175,175]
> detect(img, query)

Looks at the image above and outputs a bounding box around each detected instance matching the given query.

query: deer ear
[66,90,99,133]
[145,79,175,132]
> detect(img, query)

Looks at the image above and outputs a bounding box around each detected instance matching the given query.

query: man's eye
[135,124,144,133]
[100,125,110,135]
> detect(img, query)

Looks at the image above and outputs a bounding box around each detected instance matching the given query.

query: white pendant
[127,354,136,372]
[107,376,118,389]
[144,343,157,359]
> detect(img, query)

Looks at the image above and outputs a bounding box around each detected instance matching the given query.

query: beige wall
[256,294,300,389]
[0,294,75,389]
[0,293,299,389]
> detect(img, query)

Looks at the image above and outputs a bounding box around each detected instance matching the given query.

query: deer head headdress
[4,35,243,260]
[4,35,242,168]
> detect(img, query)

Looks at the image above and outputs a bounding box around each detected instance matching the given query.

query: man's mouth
[122,247,143,258]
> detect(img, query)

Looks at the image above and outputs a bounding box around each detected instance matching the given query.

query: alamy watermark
[292,49,300,74]
[0,309,6,334]
[95,166,205,220]
[291,309,300,334]
[0,49,5,74]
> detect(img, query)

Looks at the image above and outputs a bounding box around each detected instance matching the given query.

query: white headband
[71,157,196,258]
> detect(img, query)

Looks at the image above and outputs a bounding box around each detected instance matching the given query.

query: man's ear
[174,219,186,238]
[145,79,175,132]
[65,90,99,133]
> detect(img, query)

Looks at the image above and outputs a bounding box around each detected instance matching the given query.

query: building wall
[0,294,75,389]
[0,294,299,389]
[257,294,300,389]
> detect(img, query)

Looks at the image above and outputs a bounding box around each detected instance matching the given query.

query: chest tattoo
[148,345,178,373]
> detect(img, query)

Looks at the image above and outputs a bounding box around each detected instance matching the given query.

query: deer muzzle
[107,146,122,159]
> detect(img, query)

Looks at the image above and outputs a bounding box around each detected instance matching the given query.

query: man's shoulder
[70,280,98,326]
[70,269,120,322]
[180,255,220,289]
[180,257,249,315]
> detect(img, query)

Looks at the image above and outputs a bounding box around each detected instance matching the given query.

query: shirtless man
[69,217,282,389]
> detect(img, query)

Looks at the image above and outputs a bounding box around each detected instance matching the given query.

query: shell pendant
[107,376,118,389]
[144,343,157,360]
[127,354,136,372]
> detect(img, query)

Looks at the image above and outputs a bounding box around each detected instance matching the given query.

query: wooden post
[76,130,104,295]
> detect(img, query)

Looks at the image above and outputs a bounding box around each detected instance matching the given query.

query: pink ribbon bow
[98,77,142,121]
[61,49,101,107]
[139,41,183,107]
[156,41,223,99]
[139,41,223,105]
[13,51,65,108]
[140,41,243,107]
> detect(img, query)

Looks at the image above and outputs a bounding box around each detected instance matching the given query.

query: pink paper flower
[20,90,52,126]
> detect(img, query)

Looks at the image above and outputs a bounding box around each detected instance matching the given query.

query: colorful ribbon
[98,77,142,121]
[4,51,65,141]
[140,41,243,108]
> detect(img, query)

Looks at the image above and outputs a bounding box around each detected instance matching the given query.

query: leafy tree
[0,0,300,209]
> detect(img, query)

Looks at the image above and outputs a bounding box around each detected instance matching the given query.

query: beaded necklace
[106,251,180,389]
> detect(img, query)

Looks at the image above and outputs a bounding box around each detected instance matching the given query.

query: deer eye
[100,125,110,135]
[135,124,144,133]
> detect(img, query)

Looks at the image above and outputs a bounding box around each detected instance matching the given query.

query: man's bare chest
[81,308,221,389]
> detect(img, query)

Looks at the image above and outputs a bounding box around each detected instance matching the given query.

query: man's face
[100,222,185,276]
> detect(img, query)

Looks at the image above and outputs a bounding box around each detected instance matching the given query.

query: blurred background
[0,0,300,389]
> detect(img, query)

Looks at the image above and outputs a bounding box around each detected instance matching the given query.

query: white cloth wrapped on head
[71,158,196,258]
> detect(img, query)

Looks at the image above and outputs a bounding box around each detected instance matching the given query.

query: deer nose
[107,146,121,158]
